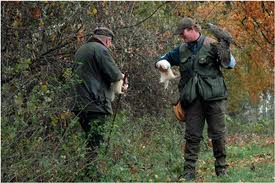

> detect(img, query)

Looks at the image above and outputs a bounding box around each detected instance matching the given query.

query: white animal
[110,79,124,101]
[156,59,177,89]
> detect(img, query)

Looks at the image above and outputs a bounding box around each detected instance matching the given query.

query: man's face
[179,27,195,42]
[106,37,113,48]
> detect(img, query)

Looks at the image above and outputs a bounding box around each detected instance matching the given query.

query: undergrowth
[2,110,274,182]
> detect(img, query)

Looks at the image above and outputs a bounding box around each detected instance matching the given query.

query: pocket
[180,56,190,64]
[198,55,208,65]
[198,76,227,100]
[197,53,215,69]
[180,77,197,105]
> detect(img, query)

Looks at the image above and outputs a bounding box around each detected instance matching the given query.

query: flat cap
[174,17,197,35]
[93,26,114,39]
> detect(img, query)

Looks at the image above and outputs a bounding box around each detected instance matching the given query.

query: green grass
[198,136,274,182]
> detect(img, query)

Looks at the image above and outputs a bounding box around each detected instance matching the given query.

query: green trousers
[182,99,228,175]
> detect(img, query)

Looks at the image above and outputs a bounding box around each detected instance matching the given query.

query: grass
[198,135,274,182]
[80,112,274,182]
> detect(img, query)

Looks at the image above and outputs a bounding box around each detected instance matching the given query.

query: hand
[122,83,128,92]
[121,73,128,92]
[156,60,170,72]
[158,67,168,73]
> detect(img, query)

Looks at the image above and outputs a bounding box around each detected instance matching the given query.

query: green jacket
[178,35,228,105]
[72,37,123,114]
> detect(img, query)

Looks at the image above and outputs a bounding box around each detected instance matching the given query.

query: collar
[187,34,205,53]
[87,35,107,47]
[187,34,201,47]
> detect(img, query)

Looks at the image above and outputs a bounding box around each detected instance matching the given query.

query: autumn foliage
[1,1,274,181]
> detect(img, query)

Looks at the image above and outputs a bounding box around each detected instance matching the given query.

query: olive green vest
[178,35,228,105]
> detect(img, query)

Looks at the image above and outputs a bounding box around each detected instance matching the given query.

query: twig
[251,17,274,45]
[38,24,84,58]
[201,2,222,24]
[117,2,169,29]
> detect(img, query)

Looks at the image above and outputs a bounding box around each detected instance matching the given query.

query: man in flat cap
[155,17,236,180]
[72,27,127,160]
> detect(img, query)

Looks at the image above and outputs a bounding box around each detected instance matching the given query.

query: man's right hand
[159,67,168,73]
[121,73,128,92]
[156,60,170,72]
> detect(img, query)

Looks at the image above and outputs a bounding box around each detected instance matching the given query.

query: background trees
[1,1,274,181]
[2,1,273,118]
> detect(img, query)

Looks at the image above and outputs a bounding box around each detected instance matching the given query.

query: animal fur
[110,79,124,101]
[156,60,177,89]
[207,23,233,66]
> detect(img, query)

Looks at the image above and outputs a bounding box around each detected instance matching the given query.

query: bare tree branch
[38,24,84,58]
[117,1,169,29]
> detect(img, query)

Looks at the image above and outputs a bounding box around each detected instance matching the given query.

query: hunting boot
[212,138,228,176]
[181,140,201,180]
